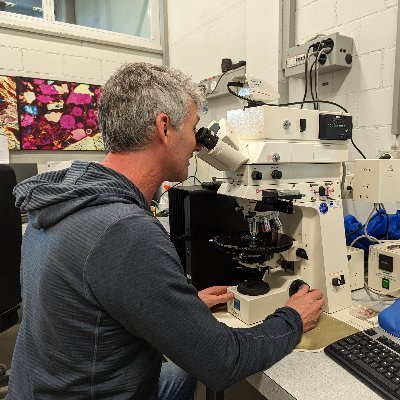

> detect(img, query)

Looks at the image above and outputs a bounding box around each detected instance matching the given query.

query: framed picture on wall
[0,76,20,150]
[17,77,104,151]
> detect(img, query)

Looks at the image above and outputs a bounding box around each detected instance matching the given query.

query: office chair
[0,164,22,334]
[0,165,21,391]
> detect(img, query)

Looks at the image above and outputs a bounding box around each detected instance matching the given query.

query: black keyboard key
[354,360,398,392]
[370,362,379,368]
[325,329,400,399]
[384,372,395,380]
[332,343,342,351]
[392,377,400,385]
[346,354,358,361]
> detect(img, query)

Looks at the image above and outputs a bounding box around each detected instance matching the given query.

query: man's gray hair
[98,62,205,152]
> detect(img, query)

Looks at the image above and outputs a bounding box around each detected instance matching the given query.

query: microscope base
[227,274,301,325]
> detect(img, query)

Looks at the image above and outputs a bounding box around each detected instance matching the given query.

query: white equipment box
[353,159,400,202]
[347,246,364,291]
[284,33,353,78]
[368,242,400,295]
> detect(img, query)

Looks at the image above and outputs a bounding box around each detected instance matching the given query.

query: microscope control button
[296,248,308,260]
[332,276,345,287]
[251,171,263,180]
[271,170,283,180]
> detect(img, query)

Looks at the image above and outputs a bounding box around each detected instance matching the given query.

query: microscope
[195,75,353,324]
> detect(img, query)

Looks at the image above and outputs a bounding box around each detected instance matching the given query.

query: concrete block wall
[292,0,399,161]
[1,27,162,166]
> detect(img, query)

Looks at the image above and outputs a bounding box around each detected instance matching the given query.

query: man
[8,63,324,399]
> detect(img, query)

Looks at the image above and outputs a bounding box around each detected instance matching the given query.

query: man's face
[166,102,200,182]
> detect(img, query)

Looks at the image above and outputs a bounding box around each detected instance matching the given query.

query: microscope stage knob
[237,278,270,296]
[271,170,283,180]
[251,171,263,181]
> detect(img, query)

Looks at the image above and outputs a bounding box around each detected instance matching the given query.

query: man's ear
[155,113,170,144]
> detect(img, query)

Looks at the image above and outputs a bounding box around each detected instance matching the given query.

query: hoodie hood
[13,161,149,230]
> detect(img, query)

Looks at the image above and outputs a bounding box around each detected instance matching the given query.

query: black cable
[265,99,348,113]
[350,137,366,159]
[227,84,349,113]
[309,60,317,110]
[156,175,203,204]
[386,212,390,239]
[210,71,228,94]
[381,204,390,240]
[314,42,324,111]
[301,45,314,109]
[315,54,319,110]
[193,154,198,185]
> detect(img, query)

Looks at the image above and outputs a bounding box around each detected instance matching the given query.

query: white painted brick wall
[295,1,399,163]
[386,0,398,8]
[0,46,23,71]
[63,55,102,82]
[333,51,382,94]
[0,27,162,84]
[358,87,393,126]
[350,128,379,159]
[296,0,317,10]
[383,47,396,87]
[358,7,398,54]
[377,126,396,150]
[23,49,64,76]
[0,26,162,163]
[336,0,385,25]
[296,0,336,43]
[168,1,246,80]
[101,61,124,82]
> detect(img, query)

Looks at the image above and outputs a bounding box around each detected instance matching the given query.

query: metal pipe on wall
[391,1,400,147]
[278,0,296,104]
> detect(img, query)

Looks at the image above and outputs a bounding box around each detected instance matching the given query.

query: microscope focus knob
[251,171,263,181]
[289,279,309,297]
[271,170,283,180]
[332,275,346,287]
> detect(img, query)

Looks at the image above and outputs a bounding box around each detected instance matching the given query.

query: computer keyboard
[325,327,400,400]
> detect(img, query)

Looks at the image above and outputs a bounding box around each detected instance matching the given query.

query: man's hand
[198,286,234,308]
[284,285,324,332]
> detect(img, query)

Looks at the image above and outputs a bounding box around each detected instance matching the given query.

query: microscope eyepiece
[195,127,219,150]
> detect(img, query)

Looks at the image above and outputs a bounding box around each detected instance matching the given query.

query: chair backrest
[0,164,22,333]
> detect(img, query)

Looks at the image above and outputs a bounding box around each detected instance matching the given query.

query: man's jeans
[158,361,197,400]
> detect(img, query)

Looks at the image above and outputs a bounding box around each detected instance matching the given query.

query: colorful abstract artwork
[0,76,20,150]
[17,78,104,150]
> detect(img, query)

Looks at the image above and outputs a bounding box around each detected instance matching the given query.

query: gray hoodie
[7,160,302,399]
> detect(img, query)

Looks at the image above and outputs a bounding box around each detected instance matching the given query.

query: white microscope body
[197,103,353,325]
